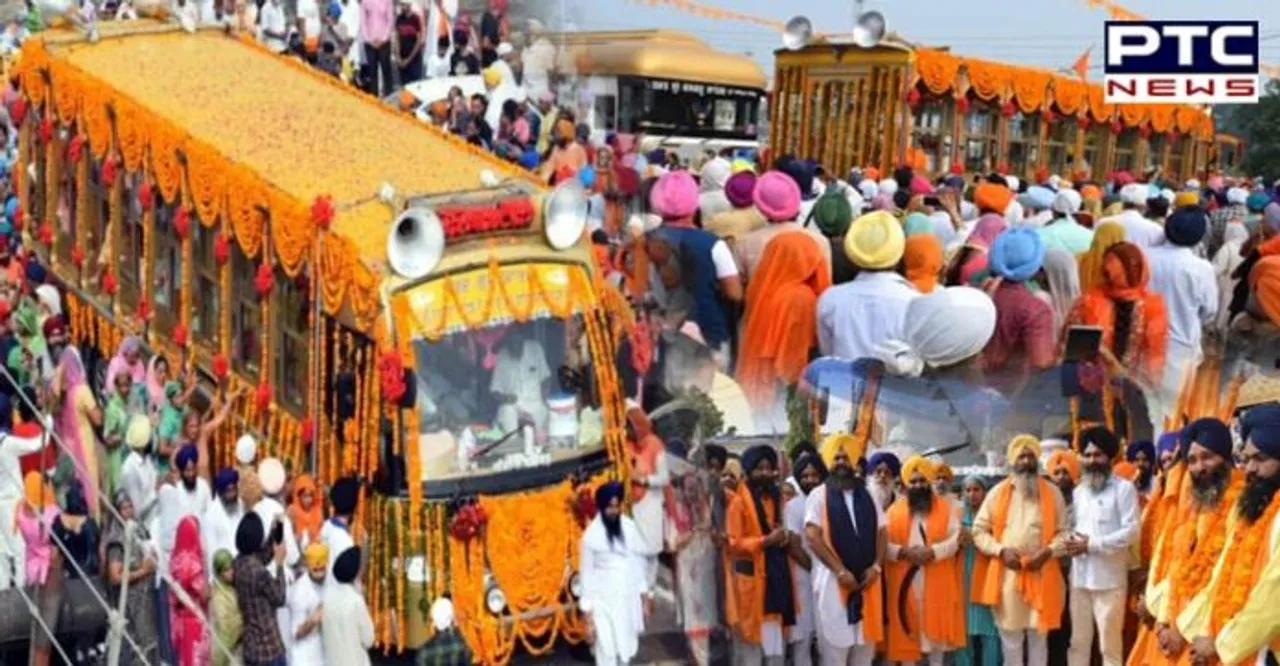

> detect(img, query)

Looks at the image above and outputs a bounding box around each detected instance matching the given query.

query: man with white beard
[867,451,900,511]
[1063,426,1140,666]
[971,435,1070,666]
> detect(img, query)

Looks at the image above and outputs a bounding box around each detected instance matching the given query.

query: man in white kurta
[580,482,650,666]
[490,337,552,434]
[254,457,300,651]
[0,416,48,589]
[803,438,885,666]
[322,546,374,666]
[786,454,826,666]
[201,468,243,578]
[288,543,328,664]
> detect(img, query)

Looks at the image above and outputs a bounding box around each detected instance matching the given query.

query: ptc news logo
[1104,21,1260,104]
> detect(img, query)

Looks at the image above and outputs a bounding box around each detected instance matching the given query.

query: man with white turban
[698,156,733,222]
[858,179,879,202]
[874,286,996,378]
[1018,186,1056,228]
[1039,189,1094,255]
[1102,183,1165,247]
[971,435,1071,666]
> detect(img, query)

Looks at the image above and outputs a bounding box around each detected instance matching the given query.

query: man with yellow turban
[883,456,964,665]
[287,542,330,663]
[804,434,884,666]
[816,210,917,360]
[971,435,1071,666]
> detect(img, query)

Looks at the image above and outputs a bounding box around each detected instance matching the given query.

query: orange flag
[1071,46,1092,81]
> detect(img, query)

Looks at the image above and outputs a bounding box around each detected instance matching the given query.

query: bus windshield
[615,76,761,140]
[410,315,604,479]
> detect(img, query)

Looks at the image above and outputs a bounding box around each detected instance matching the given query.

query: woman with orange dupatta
[1077,222,1126,293]
[1063,241,1170,389]
[736,231,831,427]
[288,474,324,547]
[904,234,944,294]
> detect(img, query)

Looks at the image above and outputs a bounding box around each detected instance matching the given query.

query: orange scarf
[885,498,965,661]
[1209,494,1280,639]
[287,474,324,544]
[1165,470,1244,625]
[736,232,830,409]
[974,478,1064,634]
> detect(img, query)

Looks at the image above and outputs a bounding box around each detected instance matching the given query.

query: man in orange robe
[804,434,885,666]
[972,434,1070,666]
[883,455,964,665]
[1140,417,1244,666]
[1128,432,1190,666]
[727,444,803,665]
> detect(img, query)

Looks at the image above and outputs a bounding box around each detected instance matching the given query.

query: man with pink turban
[645,170,743,369]
[734,170,832,282]
[704,171,766,248]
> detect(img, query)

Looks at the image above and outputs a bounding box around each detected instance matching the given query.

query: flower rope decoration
[1209,496,1280,635]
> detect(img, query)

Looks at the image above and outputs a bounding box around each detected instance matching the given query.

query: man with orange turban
[972,434,1070,666]
[883,456,964,665]
[1047,449,1081,509]
[804,433,884,666]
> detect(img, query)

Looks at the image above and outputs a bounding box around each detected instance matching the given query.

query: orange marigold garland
[1208,496,1280,634]
[1167,473,1243,618]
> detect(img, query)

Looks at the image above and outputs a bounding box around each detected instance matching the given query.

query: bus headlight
[543,181,589,251]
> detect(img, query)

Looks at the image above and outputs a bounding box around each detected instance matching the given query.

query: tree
[1231,79,1280,177]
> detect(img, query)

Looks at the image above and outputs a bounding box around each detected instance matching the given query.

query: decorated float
[771,37,1217,182]
[14,20,629,663]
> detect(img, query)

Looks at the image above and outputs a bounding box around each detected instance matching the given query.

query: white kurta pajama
[785,491,815,666]
[885,504,962,665]
[630,455,668,588]
[0,427,48,589]
[201,498,243,577]
[803,484,886,666]
[287,572,325,664]
[1068,477,1140,666]
[580,515,648,665]
[255,495,301,651]
[322,580,374,666]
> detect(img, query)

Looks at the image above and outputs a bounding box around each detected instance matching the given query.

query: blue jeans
[245,658,287,666]
[153,582,173,663]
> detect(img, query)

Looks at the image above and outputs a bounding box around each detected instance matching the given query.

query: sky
[567,0,1280,82]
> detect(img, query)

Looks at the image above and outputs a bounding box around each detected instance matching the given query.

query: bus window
[595,94,617,132]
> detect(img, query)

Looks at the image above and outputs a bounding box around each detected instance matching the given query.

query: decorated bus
[14,19,627,663]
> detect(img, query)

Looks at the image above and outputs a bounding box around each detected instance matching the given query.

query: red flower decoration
[136,298,151,321]
[1001,101,1017,119]
[173,206,190,240]
[37,223,53,245]
[905,87,922,108]
[439,199,536,241]
[1166,131,1178,144]
[1034,166,1050,184]
[10,98,26,128]
[67,135,85,164]
[301,416,315,445]
[213,235,230,266]
[1041,109,1056,124]
[101,269,118,296]
[139,180,154,211]
[254,263,273,298]
[1110,119,1124,136]
[378,350,406,403]
[254,383,273,412]
[101,157,118,188]
[212,354,230,381]
[448,503,489,542]
[71,247,85,269]
[311,195,335,231]
[37,117,52,145]
[996,162,1010,176]
[1139,125,1152,139]
[571,487,597,528]
[955,96,971,114]
[1076,115,1090,130]
[949,162,965,175]
[173,323,189,348]
[12,207,24,233]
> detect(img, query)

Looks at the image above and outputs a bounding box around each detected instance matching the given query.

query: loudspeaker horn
[386,207,445,280]
[852,10,886,48]
[782,15,813,51]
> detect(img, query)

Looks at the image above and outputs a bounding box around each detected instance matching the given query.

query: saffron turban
[1174,190,1201,208]
[1240,403,1280,459]
[1079,425,1120,459]
[1047,449,1081,483]
[1184,417,1234,465]
[974,183,1013,215]
[649,170,700,220]
[820,433,865,469]
[304,542,330,571]
[1113,461,1138,481]
[844,211,905,270]
[1080,184,1103,202]
[989,227,1046,282]
[868,451,901,478]
[1006,434,1041,463]
[1126,439,1155,463]
[900,455,936,484]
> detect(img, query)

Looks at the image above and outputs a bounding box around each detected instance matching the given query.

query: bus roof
[27,23,541,268]
[568,29,767,90]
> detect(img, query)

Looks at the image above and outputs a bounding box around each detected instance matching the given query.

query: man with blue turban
[985,226,1056,376]
[1147,206,1217,427]
[578,481,649,665]
[1125,440,1156,495]
[868,450,901,510]
[1186,403,1280,666]
[203,467,243,574]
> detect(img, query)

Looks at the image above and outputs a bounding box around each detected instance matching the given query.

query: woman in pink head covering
[104,336,146,399]
[170,515,211,666]
[945,215,1008,287]
[53,348,104,519]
